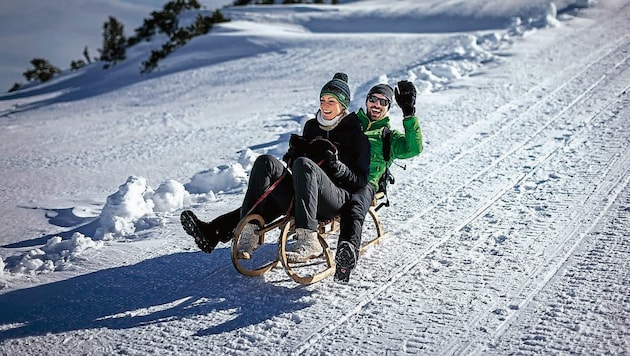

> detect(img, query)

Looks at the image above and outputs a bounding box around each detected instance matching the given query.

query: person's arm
[326,135,369,192]
[391,80,423,159]
[282,134,308,166]
[323,117,369,192]
[390,117,423,159]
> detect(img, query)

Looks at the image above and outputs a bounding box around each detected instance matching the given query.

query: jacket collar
[357,107,391,132]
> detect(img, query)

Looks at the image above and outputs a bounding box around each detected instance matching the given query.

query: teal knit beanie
[320,72,351,109]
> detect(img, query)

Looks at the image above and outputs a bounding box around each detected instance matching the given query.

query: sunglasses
[367,95,390,106]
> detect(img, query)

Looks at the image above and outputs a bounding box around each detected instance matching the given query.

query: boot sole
[334,242,357,284]
[181,210,217,253]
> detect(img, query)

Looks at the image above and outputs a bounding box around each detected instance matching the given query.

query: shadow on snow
[0,249,311,341]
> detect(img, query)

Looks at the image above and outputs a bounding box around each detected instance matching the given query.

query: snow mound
[185,163,249,194]
[94,176,159,240]
[2,161,249,276]
[407,33,505,93]
[148,179,192,213]
[7,233,103,275]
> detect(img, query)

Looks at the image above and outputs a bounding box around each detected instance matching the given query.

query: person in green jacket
[334,80,423,283]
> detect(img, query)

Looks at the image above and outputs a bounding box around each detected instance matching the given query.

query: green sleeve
[390,115,423,159]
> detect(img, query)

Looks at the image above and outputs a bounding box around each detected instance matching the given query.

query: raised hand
[395,80,417,117]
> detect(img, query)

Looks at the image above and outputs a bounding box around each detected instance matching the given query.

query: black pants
[240,154,293,223]
[338,184,376,254]
[239,154,350,231]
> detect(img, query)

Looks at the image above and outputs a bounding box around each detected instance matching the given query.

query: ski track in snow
[294,9,630,356]
[0,2,629,355]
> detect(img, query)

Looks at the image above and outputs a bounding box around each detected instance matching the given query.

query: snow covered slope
[0,1,628,354]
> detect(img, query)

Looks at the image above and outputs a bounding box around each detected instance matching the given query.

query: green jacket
[357,108,423,189]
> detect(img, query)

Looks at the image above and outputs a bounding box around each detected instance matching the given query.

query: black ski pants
[240,155,350,231]
[338,183,376,254]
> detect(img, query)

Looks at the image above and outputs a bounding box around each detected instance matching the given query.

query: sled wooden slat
[359,205,390,255]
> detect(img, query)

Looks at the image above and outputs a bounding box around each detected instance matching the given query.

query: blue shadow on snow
[0,249,312,341]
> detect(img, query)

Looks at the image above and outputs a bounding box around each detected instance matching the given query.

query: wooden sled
[230,192,390,284]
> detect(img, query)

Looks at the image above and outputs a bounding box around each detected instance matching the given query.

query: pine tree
[71,60,87,71]
[191,13,214,35]
[8,83,22,93]
[99,16,126,68]
[22,58,61,83]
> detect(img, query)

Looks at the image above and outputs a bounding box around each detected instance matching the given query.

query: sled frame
[230,192,390,284]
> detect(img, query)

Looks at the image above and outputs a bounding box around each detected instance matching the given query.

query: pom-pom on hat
[320,72,351,109]
[367,83,394,105]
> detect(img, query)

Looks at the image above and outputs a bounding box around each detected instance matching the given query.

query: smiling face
[366,93,390,121]
[319,95,344,120]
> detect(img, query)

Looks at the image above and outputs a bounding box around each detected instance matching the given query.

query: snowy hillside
[0,0,628,354]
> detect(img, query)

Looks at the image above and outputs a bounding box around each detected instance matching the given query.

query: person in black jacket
[181,72,370,263]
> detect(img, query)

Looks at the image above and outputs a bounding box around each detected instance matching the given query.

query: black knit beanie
[367,83,394,104]
[320,72,351,109]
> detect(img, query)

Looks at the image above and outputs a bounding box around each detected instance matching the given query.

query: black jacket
[300,112,370,193]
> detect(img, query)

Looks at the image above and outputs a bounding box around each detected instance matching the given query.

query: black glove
[282,148,296,165]
[289,134,307,151]
[324,150,347,178]
[283,134,307,164]
[306,138,336,163]
[395,80,417,117]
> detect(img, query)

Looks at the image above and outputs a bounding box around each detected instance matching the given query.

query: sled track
[490,181,630,354]
[393,35,630,225]
[295,34,630,354]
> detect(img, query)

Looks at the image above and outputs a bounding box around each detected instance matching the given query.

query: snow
[0,0,629,354]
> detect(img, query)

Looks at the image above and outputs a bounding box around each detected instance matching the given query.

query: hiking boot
[334,241,357,284]
[237,223,259,260]
[181,210,221,253]
[286,228,323,263]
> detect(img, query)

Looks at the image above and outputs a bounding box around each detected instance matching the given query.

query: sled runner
[230,191,390,284]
